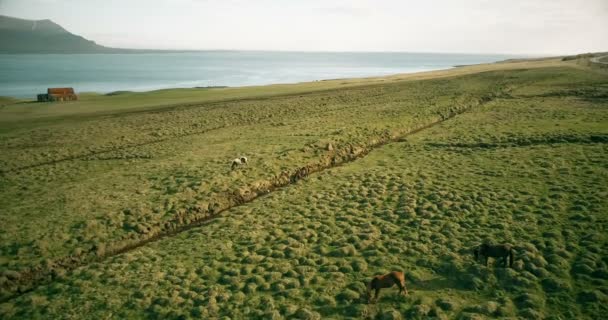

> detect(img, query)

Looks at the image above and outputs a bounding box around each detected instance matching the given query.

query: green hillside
[0,58,606,319]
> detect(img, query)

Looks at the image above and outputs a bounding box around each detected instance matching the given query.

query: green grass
[0,58,607,319]
[0,96,19,107]
[0,67,517,275]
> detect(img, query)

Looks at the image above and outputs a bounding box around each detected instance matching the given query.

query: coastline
[0,51,523,99]
[0,55,572,123]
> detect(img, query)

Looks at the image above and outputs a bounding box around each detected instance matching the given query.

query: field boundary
[424,134,608,149]
[0,89,505,303]
[0,125,226,174]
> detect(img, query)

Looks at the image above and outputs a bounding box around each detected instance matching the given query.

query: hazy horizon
[1,0,607,55]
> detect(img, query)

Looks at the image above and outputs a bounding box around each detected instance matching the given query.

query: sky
[1,0,607,55]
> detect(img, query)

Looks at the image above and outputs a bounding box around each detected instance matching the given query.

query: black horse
[474,243,513,267]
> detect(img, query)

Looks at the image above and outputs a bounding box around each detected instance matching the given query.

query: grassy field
[0,57,607,319]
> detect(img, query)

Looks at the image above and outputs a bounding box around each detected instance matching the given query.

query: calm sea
[0,51,521,98]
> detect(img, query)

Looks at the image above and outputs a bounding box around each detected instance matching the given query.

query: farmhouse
[37,87,78,102]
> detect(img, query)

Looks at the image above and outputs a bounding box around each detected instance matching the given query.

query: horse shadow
[412,276,456,292]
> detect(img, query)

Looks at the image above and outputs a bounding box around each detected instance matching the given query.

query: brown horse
[474,243,514,267]
[365,271,408,303]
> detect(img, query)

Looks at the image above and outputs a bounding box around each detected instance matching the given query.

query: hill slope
[0,59,606,319]
[0,15,123,53]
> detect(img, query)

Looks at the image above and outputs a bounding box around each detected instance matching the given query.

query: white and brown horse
[231,156,248,170]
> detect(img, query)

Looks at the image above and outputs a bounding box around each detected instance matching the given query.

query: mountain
[0,15,130,53]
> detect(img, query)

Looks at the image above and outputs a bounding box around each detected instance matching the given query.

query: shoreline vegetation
[0,54,607,319]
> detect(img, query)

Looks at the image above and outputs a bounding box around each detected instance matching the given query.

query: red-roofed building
[37,87,78,102]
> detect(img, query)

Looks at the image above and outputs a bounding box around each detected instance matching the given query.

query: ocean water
[0,51,521,98]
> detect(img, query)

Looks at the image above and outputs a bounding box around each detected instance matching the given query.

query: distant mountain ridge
[0,15,136,53]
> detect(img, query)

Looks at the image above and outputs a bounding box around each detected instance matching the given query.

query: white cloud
[1,0,606,54]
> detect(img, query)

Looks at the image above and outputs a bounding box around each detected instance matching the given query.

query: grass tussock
[0,60,607,319]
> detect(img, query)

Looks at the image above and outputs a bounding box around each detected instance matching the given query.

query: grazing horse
[474,243,514,267]
[365,271,408,303]
[231,156,248,170]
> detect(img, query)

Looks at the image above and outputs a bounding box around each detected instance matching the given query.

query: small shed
[37,87,78,102]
